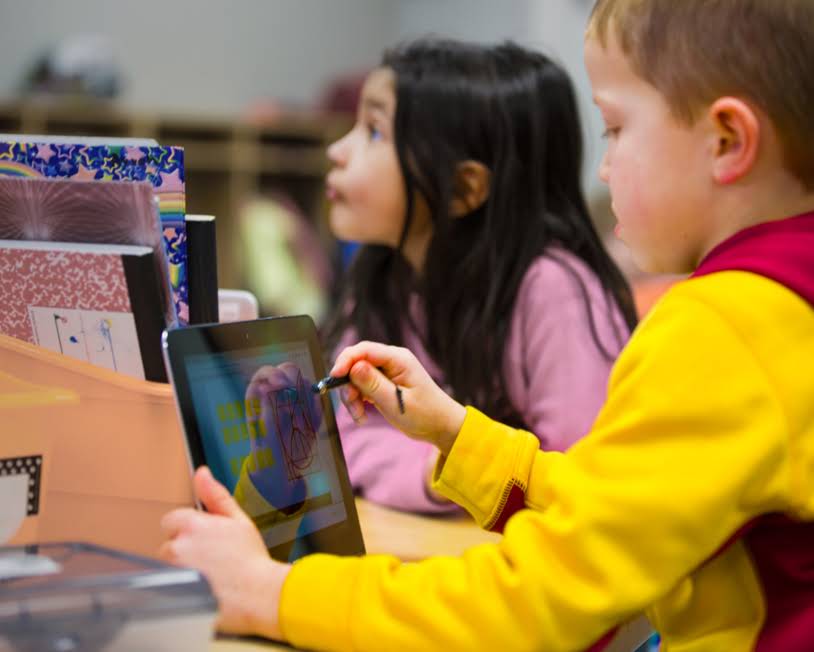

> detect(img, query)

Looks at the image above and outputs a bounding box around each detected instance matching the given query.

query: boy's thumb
[350,361,397,412]
[194,466,244,520]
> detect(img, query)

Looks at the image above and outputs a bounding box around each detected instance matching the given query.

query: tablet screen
[163,317,364,561]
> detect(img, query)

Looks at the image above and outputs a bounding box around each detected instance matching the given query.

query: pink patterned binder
[0,240,166,381]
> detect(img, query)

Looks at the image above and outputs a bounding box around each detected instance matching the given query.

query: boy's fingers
[342,384,361,403]
[194,466,244,520]
[160,508,199,537]
[349,361,399,416]
[157,540,175,563]
[349,400,367,423]
[339,386,366,423]
[331,341,404,378]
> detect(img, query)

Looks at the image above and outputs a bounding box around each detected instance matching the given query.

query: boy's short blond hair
[588,0,814,190]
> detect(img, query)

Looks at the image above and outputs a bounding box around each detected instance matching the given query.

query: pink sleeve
[336,400,461,514]
[332,254,627,509]
[504,254,628,452]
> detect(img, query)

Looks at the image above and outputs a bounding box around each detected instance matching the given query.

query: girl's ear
[450,160,491,217]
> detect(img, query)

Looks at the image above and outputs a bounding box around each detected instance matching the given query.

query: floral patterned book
[0,239,167,381]
[0,140,188,323]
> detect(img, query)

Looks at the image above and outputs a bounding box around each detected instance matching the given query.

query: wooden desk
[353,497,501,560]
[210,498,500,651]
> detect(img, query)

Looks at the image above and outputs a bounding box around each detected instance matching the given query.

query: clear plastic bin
[0,542,217,652]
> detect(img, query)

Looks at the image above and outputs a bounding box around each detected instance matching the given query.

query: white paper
[0,552,61,580]
[29,307,145,380]
[0,474,27,544]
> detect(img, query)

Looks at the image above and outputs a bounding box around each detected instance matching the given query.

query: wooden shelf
[257,145,327,175]
[0,100,351,290]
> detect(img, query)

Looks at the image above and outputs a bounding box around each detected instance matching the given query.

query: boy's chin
[630,250,692,276]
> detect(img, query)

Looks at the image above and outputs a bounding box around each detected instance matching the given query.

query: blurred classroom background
[0,0,667,323]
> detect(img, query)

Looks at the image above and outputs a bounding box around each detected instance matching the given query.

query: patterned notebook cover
[0,240,166,381]
[0,141,188,323]
[0,175,175,327]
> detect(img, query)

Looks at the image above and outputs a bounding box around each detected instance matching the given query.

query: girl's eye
[602,127,620,139]
[367,124,383,141]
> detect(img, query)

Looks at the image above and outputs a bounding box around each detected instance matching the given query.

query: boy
[161,1,814,649]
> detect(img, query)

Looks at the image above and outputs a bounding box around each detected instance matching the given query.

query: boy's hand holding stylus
[330,341,467,458]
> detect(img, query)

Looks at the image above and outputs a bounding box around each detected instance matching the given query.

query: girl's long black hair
[325,39,638,427]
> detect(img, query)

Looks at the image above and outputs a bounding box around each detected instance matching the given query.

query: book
[185,214,219,324]
[0,139,188,323]
[0,175,176,328]
[0,134,159,146]
[0,239,167,382]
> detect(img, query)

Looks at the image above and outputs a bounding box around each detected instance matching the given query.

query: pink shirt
[335,251,630,513]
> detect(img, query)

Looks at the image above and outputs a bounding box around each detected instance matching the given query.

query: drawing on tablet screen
[271,369,320,481]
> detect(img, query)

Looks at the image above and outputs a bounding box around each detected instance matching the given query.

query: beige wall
[0,0,604,191]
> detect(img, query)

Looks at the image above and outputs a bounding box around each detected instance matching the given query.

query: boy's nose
[598,151,610,184]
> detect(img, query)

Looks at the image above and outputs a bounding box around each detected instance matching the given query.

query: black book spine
[186,216,219,324]
[122,250,168,382]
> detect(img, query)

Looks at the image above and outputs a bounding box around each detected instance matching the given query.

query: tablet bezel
[162,315,365,561]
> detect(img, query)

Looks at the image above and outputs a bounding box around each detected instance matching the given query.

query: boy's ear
[449,160,491,217]
[708,97,761,185]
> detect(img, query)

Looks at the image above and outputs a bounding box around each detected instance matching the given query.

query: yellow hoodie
[278,224,814,651]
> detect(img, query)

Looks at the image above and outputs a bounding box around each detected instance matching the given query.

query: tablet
[162,315,365,562]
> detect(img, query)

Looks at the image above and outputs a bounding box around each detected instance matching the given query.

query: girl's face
[327,68,431,265]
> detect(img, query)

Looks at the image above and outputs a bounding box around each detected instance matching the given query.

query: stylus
[312,374,351,395]
[311,366,387,396]
[312,370,405,415]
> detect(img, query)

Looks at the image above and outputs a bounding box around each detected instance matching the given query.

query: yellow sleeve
[278,289,789,651]
[431,406,543,531]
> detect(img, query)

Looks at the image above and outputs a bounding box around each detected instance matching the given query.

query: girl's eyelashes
[367,123,383,142]
[601,126,620,139]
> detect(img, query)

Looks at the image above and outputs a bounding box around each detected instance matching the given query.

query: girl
[323,38,637,512]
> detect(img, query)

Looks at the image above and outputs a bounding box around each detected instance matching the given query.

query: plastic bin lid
[0,542,217,647]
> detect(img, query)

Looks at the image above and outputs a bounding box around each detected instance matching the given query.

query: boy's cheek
[612,163,650,227]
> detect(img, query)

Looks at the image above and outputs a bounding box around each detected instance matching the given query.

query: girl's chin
[328,211,401,248]
[328,208,354,235]
[328,216,371,244]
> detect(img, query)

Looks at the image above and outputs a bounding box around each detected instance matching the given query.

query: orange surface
[0,334,193,557]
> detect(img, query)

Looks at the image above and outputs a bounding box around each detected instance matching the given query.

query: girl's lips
[326,185,339,201]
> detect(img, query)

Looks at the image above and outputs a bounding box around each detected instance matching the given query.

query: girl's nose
[327,131,351,166]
